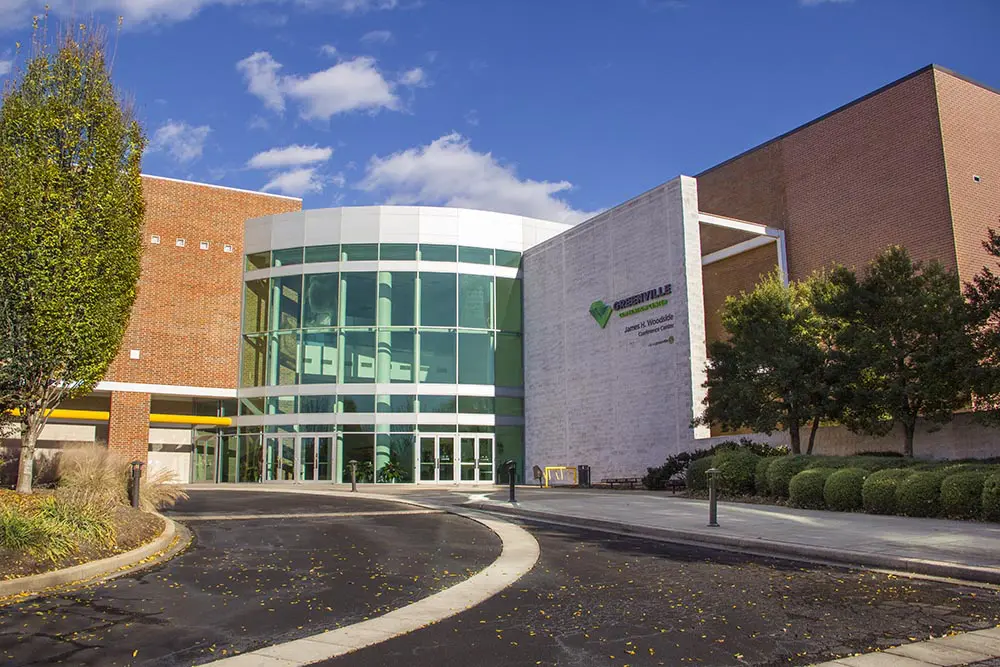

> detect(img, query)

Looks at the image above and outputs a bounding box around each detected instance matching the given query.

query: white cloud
[245,54,399,120]
[247,115,270,130]
[399,67,426,87]
[248,144,333,169]
[0,60,11,76]
[149,120,211,163]
[358,133,596,224]
[0,0,402,28]
[262,167,324,196]
[319,44,338,57]
[360,29,392,44]
[237,51,285,113]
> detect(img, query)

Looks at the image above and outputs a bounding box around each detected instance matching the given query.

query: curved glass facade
[232,208,562,485]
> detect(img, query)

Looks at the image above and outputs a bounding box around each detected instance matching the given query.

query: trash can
[578,465,591,488]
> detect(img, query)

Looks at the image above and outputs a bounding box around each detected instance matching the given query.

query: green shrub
[755,457,776,496]
[36,496,115,548]
[862,468,913,515]
[687,456,716,492]
[0,505,75,562]
[643,451,696,490]
[982,473,1000,522]
[824,468,867,512]
[841,456,913,473]
[766,456,812,498]
[896,471,946,518]
[714,449,759,496]
[789,468,834,509]
[940,472,988,520]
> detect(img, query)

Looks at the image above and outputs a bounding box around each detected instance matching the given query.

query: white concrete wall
[523,177,709,479]
[148,450,191,484]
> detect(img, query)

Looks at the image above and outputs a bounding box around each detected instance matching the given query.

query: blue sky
[0,0,997,222]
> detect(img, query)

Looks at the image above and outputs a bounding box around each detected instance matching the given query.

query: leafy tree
[697,271,838,455]
[823,246,976,457]
[0,27,145,493]
[964,225,1000,423]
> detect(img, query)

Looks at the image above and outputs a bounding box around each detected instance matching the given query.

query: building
[3,64,997,484]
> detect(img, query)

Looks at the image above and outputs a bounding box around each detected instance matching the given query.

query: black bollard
[348,460,358,492]
[504,460,517,503]
[707,467,720,527]
[129,460,144,509]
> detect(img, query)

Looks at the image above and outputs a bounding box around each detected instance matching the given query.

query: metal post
[504,460,516,503]
[349,460,358,492]
[707,467,720,527]
[129,460,144,509]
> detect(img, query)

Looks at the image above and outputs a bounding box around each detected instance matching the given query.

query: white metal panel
[270,213,306,250]
[303,209,343,246]
[244,216,273,254]
[339,208,382,243]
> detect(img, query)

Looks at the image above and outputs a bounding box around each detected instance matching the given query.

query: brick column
[108,391,150,465]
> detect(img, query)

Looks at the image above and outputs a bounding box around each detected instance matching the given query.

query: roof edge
[698,64,943,177]
[141,173,303,201]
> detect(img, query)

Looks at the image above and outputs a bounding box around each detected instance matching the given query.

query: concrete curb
[187,486,541,666]
[465,502,1000,586]
[0,513,178,601]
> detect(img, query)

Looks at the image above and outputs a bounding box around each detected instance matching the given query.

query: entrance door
[459,435,494,482]
[192,432,217,483]
[296,435,335,482]
[418,435,457,482]
[263,436,296,481]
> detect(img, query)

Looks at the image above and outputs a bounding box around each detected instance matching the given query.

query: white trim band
[96,381,238,398]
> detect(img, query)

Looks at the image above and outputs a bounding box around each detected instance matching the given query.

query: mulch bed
[0,490,164,581]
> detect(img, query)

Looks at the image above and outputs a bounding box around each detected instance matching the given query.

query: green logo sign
[589,300,613,329]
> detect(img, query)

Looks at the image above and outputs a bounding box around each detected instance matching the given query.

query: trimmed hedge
[823,468,867,512]
[714,449,759,496]
[755,457,776,496]
[862,468,912,515]
[940,472,988,520]
[766,456,812,498]
[789,468,834,509]
[983,473,1000,522]
[896,471,946,518]
[687,456,715,492]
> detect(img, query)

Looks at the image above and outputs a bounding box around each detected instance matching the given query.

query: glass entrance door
[264,436,296,481]
[418,435,457,482]
[296,435,334,482]
[459,435,494,482]
[192,432,217,483]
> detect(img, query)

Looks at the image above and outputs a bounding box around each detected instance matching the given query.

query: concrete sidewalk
[466,489,1000,584]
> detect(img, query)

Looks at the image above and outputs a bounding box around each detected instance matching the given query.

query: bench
[665,476,686,494]
[601,477,640,489]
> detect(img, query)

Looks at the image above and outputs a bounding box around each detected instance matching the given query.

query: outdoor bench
[601,477,640,489]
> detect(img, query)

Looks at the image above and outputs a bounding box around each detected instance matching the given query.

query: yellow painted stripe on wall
[7,408,232,427]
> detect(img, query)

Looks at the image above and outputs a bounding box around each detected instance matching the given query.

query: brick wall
[698,67,957,281]
[108,391,151,464]
[104,176,301,390]
[935,69,1000,285]
[702,242,780,344]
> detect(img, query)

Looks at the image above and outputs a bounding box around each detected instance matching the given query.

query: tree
[824,246,976,457]
[697,271,839,455]
[0,26,145,493]
[964,225,1000,423]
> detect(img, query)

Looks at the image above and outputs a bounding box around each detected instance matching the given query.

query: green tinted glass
[246,252,270,271]
[459,246,493,265]
[496,397,524,416]
[458,331,494,385]
[379,272,416,326]
[419,273,456,326]
[419,331,456,383]
[240,334,267,387]
[390,424,416,432]
[239,397,265,416]
[458,274,493,329]
[383,435,414,483]
[496,334,523,386]
[386,395,416,413]
[300,330,338,384]
[419,244,456,262]
[343,329,376,383]
[458,396,494,414]
[388,329,415,383]
[305,244,340,263]
[302,273,339,327]
[340,395,376,413]
[380,244,418,260]
[495,278,522,332]
[495,426,524,483]
[266,396,296,415]
[342,244,378,261]
[341,434,374,482]
[494,249,521,268]
[272,247,303,267]
[299,395,337,413]
[418,395,456,413]
[342,272,376,326]
[243,279,269,333]
[269,275,302,330]
[267,331,299,385]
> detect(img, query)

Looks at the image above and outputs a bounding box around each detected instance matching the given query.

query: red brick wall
[108,391,150,464]
[698,67,957,281]
[104,177,301,390]
[934,69,1000,284]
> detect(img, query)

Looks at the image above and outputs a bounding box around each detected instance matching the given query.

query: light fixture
[150,235,161,244]
[176,238,186,247]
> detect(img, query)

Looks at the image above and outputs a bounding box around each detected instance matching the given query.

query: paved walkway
[464,488,1000,582]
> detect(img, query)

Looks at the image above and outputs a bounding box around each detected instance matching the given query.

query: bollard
[348,460,358,492]
[504,460,516,503]
[706,467,720,527]
[129,460,144,509]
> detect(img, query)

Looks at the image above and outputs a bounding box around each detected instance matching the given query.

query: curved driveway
[0,490,500,666]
